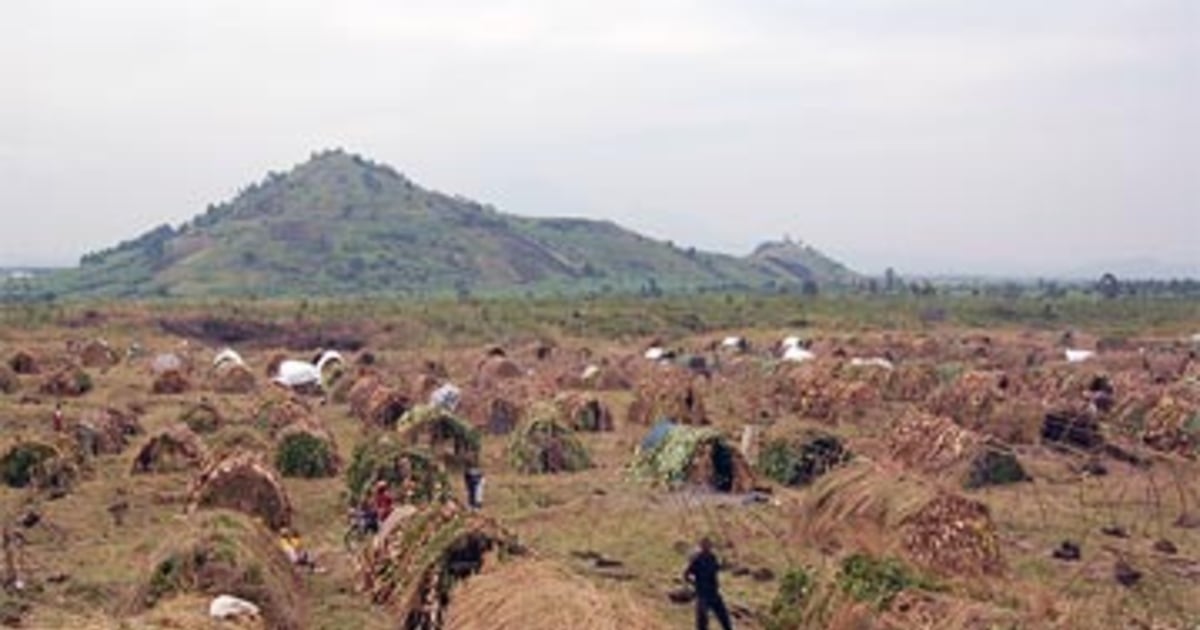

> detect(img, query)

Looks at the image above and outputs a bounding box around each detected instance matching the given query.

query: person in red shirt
[372,480,394,522]
[52,403,64,432]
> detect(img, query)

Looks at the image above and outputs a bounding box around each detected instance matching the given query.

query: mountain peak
[59,151,856,297]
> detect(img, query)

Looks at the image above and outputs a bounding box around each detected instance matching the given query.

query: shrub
[765,567,815,630]
[837,554,936,610]
[275,431,337,478]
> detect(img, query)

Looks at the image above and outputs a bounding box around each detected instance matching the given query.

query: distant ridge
[49,149,857,297]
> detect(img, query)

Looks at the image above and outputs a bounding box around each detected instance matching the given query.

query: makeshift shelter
[345,438,448,506]
[253,396,316,437]
[360,386,411,430]
[0,365,18,395]
[8,351,39,375]
[882,362,943,402]
[774,363,880,423]
[39,365,93,397]
[124,510,303,630]
[444,559,667,630]
[398,405,482,470]
[627,376,708,426]
[890,410,1030,489]
[800,461,1004,577]
[557,394,614,432]
[211,362,257,394]
[633,422,755,492]
[475,355,523,387]
[79,339,119,368]
[274,423,340,478]
[485,397,523,435]
[360,501,522,629]
[1138,389,1200,456]
[180,400,224,434]
[152,369,192,395]
[74,407,144,456]
[0,439,79,495]
[506,405,592,474]
[189,451,293,531]
[757,429,851,487]
[131,425,208,474]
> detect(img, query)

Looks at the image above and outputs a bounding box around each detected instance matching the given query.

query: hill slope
[52,150,855,297]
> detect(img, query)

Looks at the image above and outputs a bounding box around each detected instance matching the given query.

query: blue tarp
[641,419,676,452]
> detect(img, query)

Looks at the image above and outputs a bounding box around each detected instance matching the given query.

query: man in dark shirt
[683,537,733,630]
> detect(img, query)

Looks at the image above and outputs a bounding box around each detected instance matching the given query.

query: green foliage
[757,433,850,487]
[345,438,448,505]
[0,442,58,488]
[398,406,481,469]
[506,406,591,474]
[42,151,853,298]
[765,567,816,630]
[275,432,337,478]
[837,554,936,610]
[633,424,725,485]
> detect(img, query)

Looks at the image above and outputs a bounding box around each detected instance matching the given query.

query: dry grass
[445,559,668,629]
[0,305,1197,629]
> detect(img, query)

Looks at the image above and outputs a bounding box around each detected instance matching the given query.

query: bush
[345,439,448,505]
[275,431,337,478]
[765,567,815,630]
[837,554,936,610]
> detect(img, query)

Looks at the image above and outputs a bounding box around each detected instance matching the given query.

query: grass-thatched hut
[189,451,292,531]
[79,338,119,368]
[8,350,39,375]
[253,396,315,437]
[131,425,208,474]
[444,559,667,630]
[627,375,708,426]
[151,369,191,395]
[799,460,1004,577]
[506,405,591,474]
[756,429,851,487]
[346,438,448,506]
[0,439,79,496]
[211,362,257,394]
[889,410,1030,489]
[557,393,614,432]
[632,422,755,492]
[360,501,523,629]
[39,365,93,397]
[124,510,303,630]
[398,405,482,470]
[0,364,19,395]
[274,422,340,478]
[180,400,224,434]
[75,407,144,456]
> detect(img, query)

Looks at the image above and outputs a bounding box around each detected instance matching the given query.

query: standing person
[372,480,395,523]
[683,537,733,630]
[52,402,64,433]
[463,466,484,509]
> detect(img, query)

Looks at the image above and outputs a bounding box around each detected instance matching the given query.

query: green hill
[50,150,856,298]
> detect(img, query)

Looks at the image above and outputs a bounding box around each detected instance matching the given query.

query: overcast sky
[2,0,1196,275]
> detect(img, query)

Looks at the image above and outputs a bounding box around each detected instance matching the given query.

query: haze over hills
[47,150,855,298]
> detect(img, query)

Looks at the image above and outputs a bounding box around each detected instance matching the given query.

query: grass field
[0,294,1197,628]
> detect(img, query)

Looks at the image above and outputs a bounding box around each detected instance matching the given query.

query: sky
[2,0,1196,276]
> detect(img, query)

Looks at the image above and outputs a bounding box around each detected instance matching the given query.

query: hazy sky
[3,0,1196,275]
